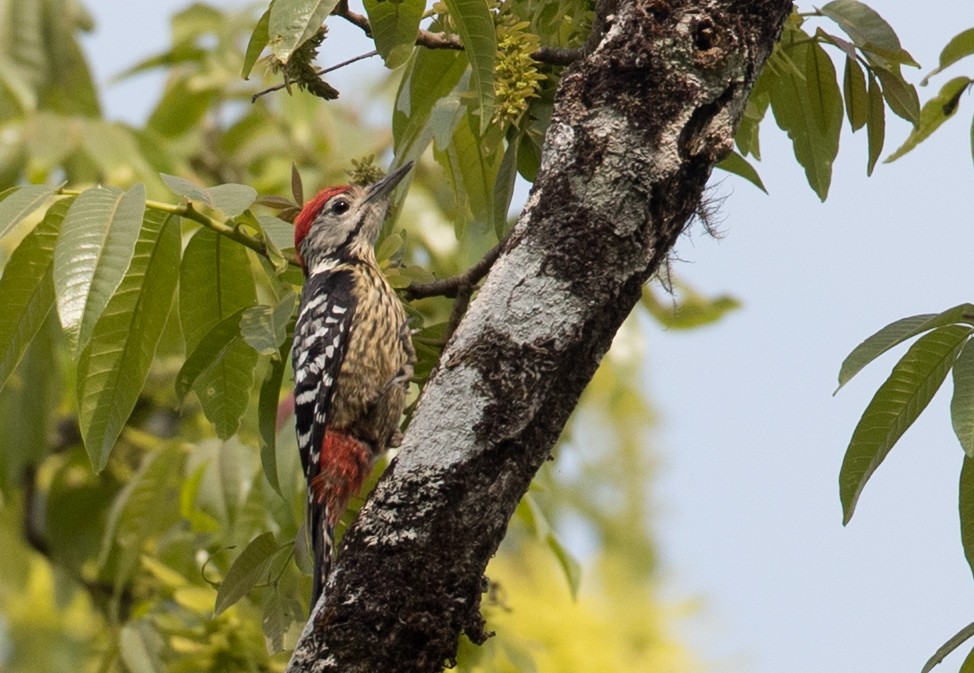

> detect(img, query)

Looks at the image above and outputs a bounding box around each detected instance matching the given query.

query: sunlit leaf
[836,304,974,391]
[840,325,972,524]
[886,77,972,163]
[77,210,180,471]
[442,0,496,130]
[0,199,65,391]
[215,531,282,614]
[55,184,145,356]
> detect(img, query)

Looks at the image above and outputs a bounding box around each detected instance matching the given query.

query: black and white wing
[292,270,356,481]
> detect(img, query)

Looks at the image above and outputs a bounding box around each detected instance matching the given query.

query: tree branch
[404,239,505,300]
[286,0,793,671]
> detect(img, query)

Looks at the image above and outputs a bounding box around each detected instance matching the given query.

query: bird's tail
[308,496,334,611]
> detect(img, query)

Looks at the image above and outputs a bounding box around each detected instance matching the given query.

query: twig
[405,238,506,300]
[251,50,380,103]
[334,6,584,64]
[443,283,473,344]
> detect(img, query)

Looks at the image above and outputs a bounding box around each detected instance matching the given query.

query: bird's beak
[364,161,413,204]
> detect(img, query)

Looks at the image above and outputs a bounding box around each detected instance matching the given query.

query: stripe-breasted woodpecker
[291,162,416,608]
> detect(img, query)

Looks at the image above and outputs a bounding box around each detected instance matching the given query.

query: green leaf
[208,183,259,217]
[836,304,974,391]
[819,1,918,68]
[515,493,581,597]
[99,446,185,569]
[492,135,521,238]
[839,325,972,524]
[865,72,885,175]
[240,292,297,356]
[0,184,56,242]
[176,307,258,439]
[953,342,974,458]
[118,622,163,673]
[179,228,258,355]
[442,0,496,130]
[364,0,424,69]
[242,8,271,79]
[874,66,920,124]
[642,285,741,330]
[921,619,974,673]
[961,456,974,581]
[547,532,582,599]
[161,173,213,207]
[962,644,974,673]
[215,531,281,614]
[843,57,868,131]
[393,47,468,164]
[769,39,842,200]
[268,0,337,64]
[147,78,219,137]
[77,211,180,471]
[262,589,300,654]
[55,184,146,356]
[258,353,287,497]
[434,111,504,237]
[886,77,972,163]
[178,228,259,438]
[922,27,974,85]
[0,199,65,392]
[257,215,296,256]
[715,150,767,193]
[0,316,58,491]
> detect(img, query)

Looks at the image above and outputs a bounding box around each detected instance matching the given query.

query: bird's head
[293,162,413,272]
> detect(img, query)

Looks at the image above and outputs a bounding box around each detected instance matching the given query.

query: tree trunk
[287,0,792,670]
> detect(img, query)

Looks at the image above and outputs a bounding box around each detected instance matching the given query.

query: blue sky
[83,2,974,672]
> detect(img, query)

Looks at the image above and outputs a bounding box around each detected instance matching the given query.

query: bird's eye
[331,198,350,215]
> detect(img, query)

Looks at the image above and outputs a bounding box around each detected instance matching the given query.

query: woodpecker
[291,162,415,608]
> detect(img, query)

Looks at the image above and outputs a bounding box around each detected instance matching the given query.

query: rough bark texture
[287,0,792,671]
